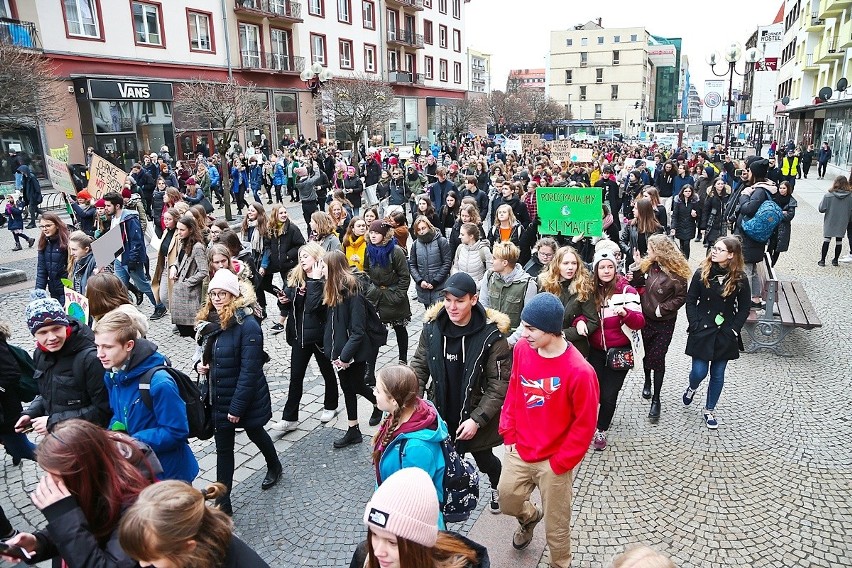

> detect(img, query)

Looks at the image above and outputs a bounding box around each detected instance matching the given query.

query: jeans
[114,261,161,309]
[688,358,728,410]
[337,362,375,421]
[281,343,339,421]
[818,162,828,177]
[215,425,280,496]
[252,187,262,203]
[0,433,36,461]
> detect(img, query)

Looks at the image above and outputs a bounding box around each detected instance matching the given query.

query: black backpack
[139,364,213,440]
[361,294,389,350]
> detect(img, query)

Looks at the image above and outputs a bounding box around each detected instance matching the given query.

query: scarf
[196,312,223,367]
[247,220,262,255]
[366,236,398,269]
[416,228,436,244]
[774,192,792,208]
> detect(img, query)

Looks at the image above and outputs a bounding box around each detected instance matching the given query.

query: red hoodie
[499,338,599,475]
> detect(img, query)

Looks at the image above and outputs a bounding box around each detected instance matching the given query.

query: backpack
[7,344,38,402]
[361,294,389,351]
[741,193,783,243]
[399,437,480,523]
[139,364,213,440]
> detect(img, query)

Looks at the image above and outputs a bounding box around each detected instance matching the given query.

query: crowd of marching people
[2,129,850,568]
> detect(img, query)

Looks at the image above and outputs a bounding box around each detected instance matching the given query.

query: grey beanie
[520,293,564,335]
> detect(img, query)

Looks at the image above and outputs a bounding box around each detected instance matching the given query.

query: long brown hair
[700,236,746,297]
[371,365,419,465]
[538,246,593,302]
[240,202,268,236]
[632,197,662,235]
[366,531,479,568]
[37,212,69,251]
[322,250,359,307]
[66,230,93,278]
[177,215,205,256]
[119,481,233,568]
[830,175,849,193]
[37,419,151,541]
[286,242,325,288]
[86,272,130,319]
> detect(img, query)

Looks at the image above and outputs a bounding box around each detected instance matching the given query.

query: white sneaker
[838,253,852,263]
[270,419,297,432]
[319,408,339,423]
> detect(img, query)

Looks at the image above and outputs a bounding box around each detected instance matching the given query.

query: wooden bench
[744,252,822,356]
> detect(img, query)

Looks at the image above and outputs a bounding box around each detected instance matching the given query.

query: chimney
[597,17,602,26]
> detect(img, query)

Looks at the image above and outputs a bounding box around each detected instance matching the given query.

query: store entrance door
[96,135,138,171]
[179,132,214,161]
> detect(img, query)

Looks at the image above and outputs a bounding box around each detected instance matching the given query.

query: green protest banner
[535,187,603,237]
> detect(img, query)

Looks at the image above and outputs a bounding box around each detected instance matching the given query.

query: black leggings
[678,238,691,260]
[818,162,828,177]
[282,343,339,420]
[215,425,280,495]
[394,324,409,363]
[470,449,502,488]
[589,348,628,431]
[338,361,376,421]
[233,188,246,213]
[274,184,283,202]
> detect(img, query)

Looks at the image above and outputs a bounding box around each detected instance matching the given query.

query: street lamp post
[300,62,333,97]
[707,42,761,152]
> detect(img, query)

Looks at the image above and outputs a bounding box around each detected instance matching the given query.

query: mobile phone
[734,169,744,177]
[271,285,283,296]
[0,542,32,561]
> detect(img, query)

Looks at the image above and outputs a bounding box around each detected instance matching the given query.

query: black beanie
[748,158,769,179]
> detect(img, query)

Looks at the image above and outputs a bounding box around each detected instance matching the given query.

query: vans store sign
[86,79,173,101]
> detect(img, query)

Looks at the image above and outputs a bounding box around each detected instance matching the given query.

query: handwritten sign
[549,140,572,163]
[64,287,90,323]
[44,154,76,194]
[503,139,522,154]
[87,154,127,198]
[568,148,594,163]
[536,187,603,237]
[520,134,542,150]
[49,146,69,162]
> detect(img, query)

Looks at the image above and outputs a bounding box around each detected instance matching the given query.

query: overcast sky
[466,0,783,96]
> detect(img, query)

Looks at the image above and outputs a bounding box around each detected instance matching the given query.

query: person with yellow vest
[780,150,799,187]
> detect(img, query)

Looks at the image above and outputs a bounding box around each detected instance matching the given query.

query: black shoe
[818,260,826,267]
[333,426,363,448]
[832,259,839,266]
[25,223,35,229]
[649,400,661,422]
[215,498,233,516]
[642,384,652,399]
[11,245,21,251]
[261,462,283,490]
[150,305,167,320]
[11,457,21,466]
[133,290,144,306]
[267,199,272,204]
[28,237,35,248]
[368,406,384,427]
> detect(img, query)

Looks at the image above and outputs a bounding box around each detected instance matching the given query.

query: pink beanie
[363,468,439,547]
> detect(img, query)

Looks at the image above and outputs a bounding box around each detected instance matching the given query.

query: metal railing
[386,29,424,48]
[388,71,425,84]
[0,18,40,49]
[387,0,424,10]
[241,51,305,72]
[235,0,303,20]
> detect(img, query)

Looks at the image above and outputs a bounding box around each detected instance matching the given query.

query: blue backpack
[742,193,783,243]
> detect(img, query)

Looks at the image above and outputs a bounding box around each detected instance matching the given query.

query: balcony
[386,0,424,10]
[815,36,845,62]
[387,29,424,49]
[234,0,303,23]
[388,71,425,85]
[840,18,852,48]
[241,51,305,73]
[0,18,41,50]
[818,0,852,19]
[805,14,826,32]
[802,52,820,70]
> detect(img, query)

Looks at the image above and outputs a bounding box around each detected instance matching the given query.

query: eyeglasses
[537,251,554,259]
[711,246,728,253]
[39,224,55,229]
[208,290,231,299]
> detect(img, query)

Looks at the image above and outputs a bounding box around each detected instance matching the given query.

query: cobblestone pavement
[0,179,850,567]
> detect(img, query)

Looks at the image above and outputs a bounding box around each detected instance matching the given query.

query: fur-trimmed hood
[0,321,11,341]
[423,300,511,334]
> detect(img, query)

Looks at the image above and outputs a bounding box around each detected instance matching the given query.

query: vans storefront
[74,78,175,171]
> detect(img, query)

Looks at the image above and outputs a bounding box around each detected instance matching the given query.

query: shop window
[275,92,299,145]
[63,0,101,38]
[132,1,163,47]
[188,10,213,52]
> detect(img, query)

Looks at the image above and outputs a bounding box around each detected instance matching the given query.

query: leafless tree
[524,92,566,128]
[0,43,63,129]
[482,90,532,130]
[317,74,396,162]
[440,97,488,142]
[174,79,268,220]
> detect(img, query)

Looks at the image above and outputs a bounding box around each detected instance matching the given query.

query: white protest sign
[44,155,76,194]
[568,148,594,163]
[503,139,522,154]
[91,224,124,268]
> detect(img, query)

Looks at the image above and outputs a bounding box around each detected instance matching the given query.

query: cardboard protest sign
[44,154,76,195]
[520,134,542,150]
[63,287,90,323]
[568,148,594,163]
[549,140,572,163]
[86,154,127,198]
[536,187,603,237]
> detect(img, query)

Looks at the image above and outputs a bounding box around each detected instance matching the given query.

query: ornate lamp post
[707,42,761,151]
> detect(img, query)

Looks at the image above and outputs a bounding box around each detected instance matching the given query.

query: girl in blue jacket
[371,364,448,527]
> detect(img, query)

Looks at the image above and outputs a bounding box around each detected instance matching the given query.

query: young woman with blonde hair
[309,210,341,252]
[682,236,751,429]
[629,234,690,421]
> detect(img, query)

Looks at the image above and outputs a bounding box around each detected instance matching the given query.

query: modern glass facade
[822,106,852,171]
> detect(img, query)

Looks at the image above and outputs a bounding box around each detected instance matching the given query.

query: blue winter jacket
[104,338,199,483]
[248,164,263,191]
[36,233,68,304]
[673,174,695,196]
[272,161,287,186]
[208,164,220,188]
[230,166,249,194]
[5,202,23,231]
[70,202,96,236]
[114,209,146,267]
[377,400,448,528]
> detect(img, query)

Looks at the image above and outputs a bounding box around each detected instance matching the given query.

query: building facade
[467,47,490,93]
[2,0,469,178]
[506,68,546,93]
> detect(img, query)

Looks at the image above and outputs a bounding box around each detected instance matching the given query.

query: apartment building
[1,0,468,175]
[506,68,545,93]
[467,48,490,93]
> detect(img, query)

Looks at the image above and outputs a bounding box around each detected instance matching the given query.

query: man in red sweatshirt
[498,292,599,568]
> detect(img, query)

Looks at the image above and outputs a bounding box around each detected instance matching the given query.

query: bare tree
[524,92,565,130]
[440,97,488,142]
[0,43,63,129]
[482,90,532,131]
[173,79,268,220]
[317,74,396,162]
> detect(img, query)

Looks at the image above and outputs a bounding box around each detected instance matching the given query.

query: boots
[11,243,21,251]
[28,236,35,248]
[333,425,363,449]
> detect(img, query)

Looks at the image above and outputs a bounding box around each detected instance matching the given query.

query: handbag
[199,195,215,215]
[606,346,634,370]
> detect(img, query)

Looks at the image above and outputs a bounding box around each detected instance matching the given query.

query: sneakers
[839,253,852,264]
[11,244,21,251]
[319,408,339,423]
[150,305,167,320]
[333,425,363,448]
[512,505,543,550]
[703,410,718,430]
[489,488,501,514]
[270,419,297,433]
[270,322,286,334]
[592,430,607,451]
[683,386,696,406]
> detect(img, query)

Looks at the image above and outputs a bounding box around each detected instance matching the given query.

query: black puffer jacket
[671,196,702,241]
[685,265,751,362]
[25,321,111,431]
[266,221,305,274]
[343,176,364,209]
[0,325,23,434]
[36,234,68,302]
[283,278,327,347]
[323,288,371,364]
[364,243,412,324]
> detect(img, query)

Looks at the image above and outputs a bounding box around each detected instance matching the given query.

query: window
[405,52,415,73]
[581,37,588,46]
[141,101,156,116]
[337,0,350,23]
[453,61,461,83]
[132,2,163,46]
[362,1,374,29]
[611,84,618,100]
[425,56,433,79]
[308,0,324,17]
[310,33,327,64]
[439,58,447,81]
[564,70,572,84]
[424,20,433,44]
[0,1,11,18]
[386,9,398,37]
[239,23,261,67]
[438,0,447,13]
[452,29,460,52]
[388,49,399,71]
[597,36,604,44]
[612,50,619,65]
[270,28,291,70]
[566,38,572,46]
[439,25,447,48]
[579,86,586,100]
[423,0,431,6]
[580,52,587,67]
[596,68,603,83]
[595,104,602,119]
[187,10,213,52]
[452,0,460,18]
[364,44,377,72]
[630,34,637,42]
[613,35,620,43]
[339,39,353,68]
[64,0,101,38]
